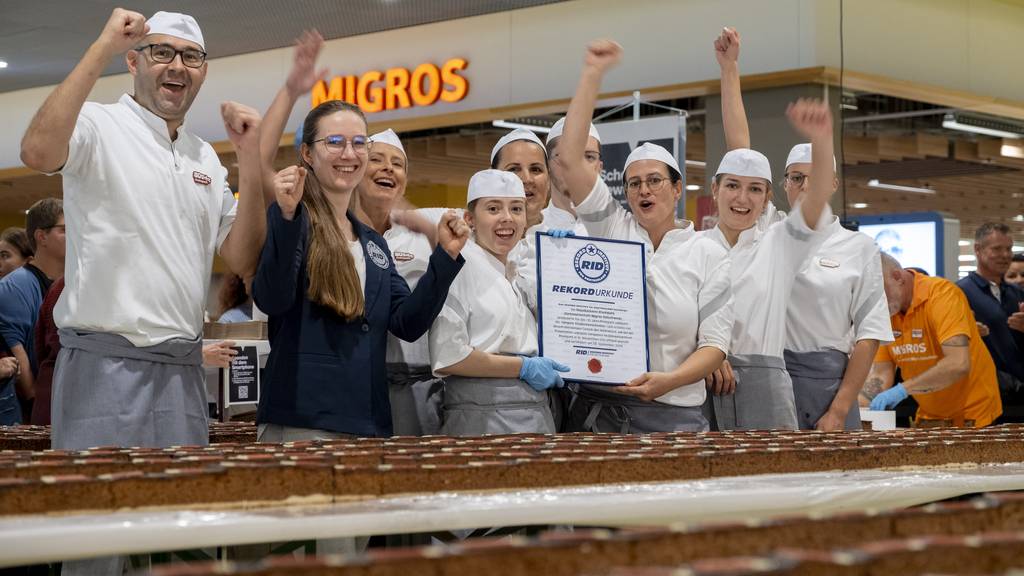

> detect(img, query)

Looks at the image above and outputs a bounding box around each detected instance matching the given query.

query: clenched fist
[714,27,741,68]
[274,165,307,220]
[584,39,623,74]
[438,210,470,260]
[98,8,149,58]
[221,101,262,152]
[786,98,834,142]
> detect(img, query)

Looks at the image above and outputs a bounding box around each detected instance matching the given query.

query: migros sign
[311,58,469,113]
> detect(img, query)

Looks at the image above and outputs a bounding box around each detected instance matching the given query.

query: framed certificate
[536,232,650,385]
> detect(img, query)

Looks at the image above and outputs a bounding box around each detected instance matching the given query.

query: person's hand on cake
[868,383,908,411]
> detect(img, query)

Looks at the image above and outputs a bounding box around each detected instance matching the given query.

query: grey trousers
[387,364,444,436]
[566,383,709,433]
[441,376,555,436]
[706,354,799,430]
[785,349,859,431]
[257,423,357,442]
[51,329,207,450]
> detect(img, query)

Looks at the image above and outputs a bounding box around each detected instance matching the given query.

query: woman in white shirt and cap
[551,40,734,433]
[714,27,892,431]
[429,170,570,436]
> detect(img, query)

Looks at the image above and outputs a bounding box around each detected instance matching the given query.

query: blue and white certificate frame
[536,232,650,385]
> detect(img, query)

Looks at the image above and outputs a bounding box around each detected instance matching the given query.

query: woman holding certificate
[428,169,570,436]
[685,34,838,430]
[554,40,734,433]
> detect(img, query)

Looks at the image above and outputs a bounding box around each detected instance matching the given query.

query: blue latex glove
[519,357,570,391]
[547,229,576,239]
[869,383,908,411]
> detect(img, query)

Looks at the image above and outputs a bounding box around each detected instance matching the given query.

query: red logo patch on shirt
[192,171,212,185]
[393,251,415,262]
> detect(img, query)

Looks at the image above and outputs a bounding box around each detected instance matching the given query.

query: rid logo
[574,243,611,283]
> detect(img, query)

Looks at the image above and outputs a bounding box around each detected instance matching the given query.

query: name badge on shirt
[393,251,415,262]
[367,241,390,270]
[819,258,840,268]
[193,171,212,186]
[912,329,923,339]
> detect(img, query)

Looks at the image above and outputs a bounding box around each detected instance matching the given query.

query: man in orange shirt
[863,253,1001,427]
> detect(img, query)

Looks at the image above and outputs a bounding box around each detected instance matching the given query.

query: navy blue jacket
[957,272,1024,382]
[253,203,464,436]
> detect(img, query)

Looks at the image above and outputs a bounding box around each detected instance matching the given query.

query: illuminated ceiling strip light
[942,114,1023,139]
[867,179,935,195]
[491,120,552,134]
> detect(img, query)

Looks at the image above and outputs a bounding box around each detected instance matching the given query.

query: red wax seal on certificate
[587,358,602,374]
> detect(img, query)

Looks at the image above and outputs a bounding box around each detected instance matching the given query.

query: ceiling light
[1014,215,1024,222]
[958,239,971,246]
[959,265,977,272]
[685,160,705,168]
[852,202,868,209]
[686,184,700,191]
[491,120,551,134]
[0,60,7,69]
[1014,245,1024,253]
[943,113,1024,139]
[1002,142,1024,159]
[867,179,935,194]
[959,254,976,262]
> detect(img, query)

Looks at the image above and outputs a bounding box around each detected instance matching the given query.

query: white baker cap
[715,148,772,182]
[369,129,406,158]
[546,117,602,146]
[490,128,546,164]
[785,143,837,172]
[467,169,526,205]
[146,12,205,51]
[623,142,680,177]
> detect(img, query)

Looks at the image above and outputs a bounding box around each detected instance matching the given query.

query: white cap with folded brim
[369,129,406,158]
[490,128,546,164]
[146,11,205,51]
[467,169,526,205]
[715,148,772,182]
[785,143,837,172]
[546,117,602,146]
[624,142,681,177]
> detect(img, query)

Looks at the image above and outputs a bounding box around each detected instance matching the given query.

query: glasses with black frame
[312,134,369,154]
[135,44,207,68]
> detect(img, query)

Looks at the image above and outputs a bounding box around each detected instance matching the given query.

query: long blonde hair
[300,101,367,321]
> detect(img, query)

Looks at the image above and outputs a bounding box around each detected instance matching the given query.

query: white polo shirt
[575,178,734,407]
[384,208,450,368]
[697,202,832,358]
[55,94,236,346]
[785,218,894,353]
[429,240,538,375]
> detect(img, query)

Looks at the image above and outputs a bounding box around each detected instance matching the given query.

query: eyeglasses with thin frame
[626,175,669,194]
[135,44,207,68]
[313,134,369,154]
[783,172,808,187]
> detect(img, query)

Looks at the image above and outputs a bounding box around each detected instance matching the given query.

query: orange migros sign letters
[311,58,469,113]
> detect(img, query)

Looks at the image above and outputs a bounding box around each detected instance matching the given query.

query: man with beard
[20,9,265,450]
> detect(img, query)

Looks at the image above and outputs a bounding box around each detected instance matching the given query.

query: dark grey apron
[785,349,859,431]
[51,329,207,450]
[566,383,709,433]
[441,376,555,436]
[387,363,444,436]
[707,354,799,430]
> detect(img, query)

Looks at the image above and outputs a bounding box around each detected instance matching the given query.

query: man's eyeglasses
[626,175,669,193]
[135,44,207,68]
[313,134,369,154]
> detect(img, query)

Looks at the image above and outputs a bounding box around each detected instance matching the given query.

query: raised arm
[785,99,835,230]
[557,40,622,207]
[20,9,149,172]
[715,27,750,151]
[217,102,266,280]
[258,30,328,207]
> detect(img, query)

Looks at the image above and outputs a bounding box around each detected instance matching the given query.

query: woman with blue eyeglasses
[251,32,470,441]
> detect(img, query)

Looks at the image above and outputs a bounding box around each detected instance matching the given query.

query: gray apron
[441,376,555,436]
[388,363,444,436]
[706,354,798,430]
[51,329,208,450]
[785,349,859,431]
[566,383,709,433]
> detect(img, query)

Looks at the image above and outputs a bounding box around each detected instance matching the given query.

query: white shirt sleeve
[574,178,638,241]
[767,200,834,281]
[696,244,734,355]
[850,243,895,344]
[216,174,238,250]
[56,104,101,177]
[429,281,475,375]
[414,207,461,226]
[511,234,539,316]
